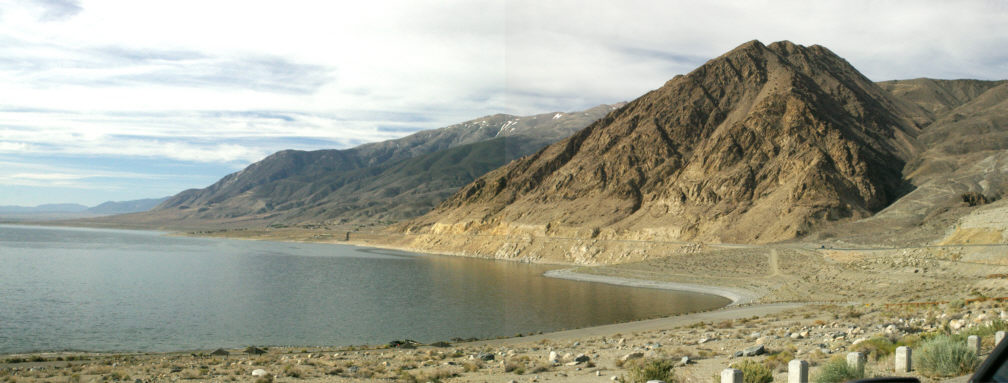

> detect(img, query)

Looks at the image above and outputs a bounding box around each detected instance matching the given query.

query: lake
[0,224,729,353]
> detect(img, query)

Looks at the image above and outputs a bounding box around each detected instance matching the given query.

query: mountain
[826,80,1008,244]
[402,40,925,245]
[877,78,1006,120]
[85,197,169,215]
[105,105,620,228]
[0,198,167,222]
[0,203,88,214]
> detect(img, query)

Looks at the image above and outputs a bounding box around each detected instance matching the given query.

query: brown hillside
[403,40,922,244]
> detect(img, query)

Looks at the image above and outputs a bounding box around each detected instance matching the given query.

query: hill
[101,105,620,229]
[402,40,927,250]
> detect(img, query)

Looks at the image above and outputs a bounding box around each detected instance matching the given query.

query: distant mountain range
[101,105,621,229]
[0,197,168,219]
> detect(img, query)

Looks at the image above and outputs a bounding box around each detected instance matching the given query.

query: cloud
[31,0,82,21]
[1,0,1006,205]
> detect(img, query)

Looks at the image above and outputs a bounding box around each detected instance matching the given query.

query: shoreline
[542,268,759,306]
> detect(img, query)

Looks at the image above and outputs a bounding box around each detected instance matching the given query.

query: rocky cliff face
[404,41,923,245]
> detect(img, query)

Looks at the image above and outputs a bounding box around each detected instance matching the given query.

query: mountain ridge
[101,104,622,229]
[401,40,927,248]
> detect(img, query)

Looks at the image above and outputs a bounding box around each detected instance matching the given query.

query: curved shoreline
[543,268,760,306]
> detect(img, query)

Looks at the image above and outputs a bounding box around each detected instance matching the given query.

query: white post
[788,359,809,383]
[996,331,1005,346]
[721,368,743,383]
[968,335,981,355]
[895,346,912,373]
[846,352,865,374]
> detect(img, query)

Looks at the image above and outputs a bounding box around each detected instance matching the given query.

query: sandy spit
[543,268,760,305]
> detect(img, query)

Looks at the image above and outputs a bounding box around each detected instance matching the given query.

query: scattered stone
[597,370,603,376]
[477,352,494,361]
[790,332,803,340]
[251,369,268,377]
[549,351,560,363]
[678,356,691,366]
[621,352,644,362]
[739,344,765,357]
[574,354,590,363]
[646,380,667,383]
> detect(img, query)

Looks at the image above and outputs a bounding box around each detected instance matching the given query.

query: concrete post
[895,346,912,373]
[968,335,981,355]
[721,368,743,383]
[847,352,865,374]
[788,359,809,383]
[996,331,1005,346]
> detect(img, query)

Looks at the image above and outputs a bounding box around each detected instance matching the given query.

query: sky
[1,0,1006,206]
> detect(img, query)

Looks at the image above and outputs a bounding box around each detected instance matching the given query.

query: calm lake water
[0,224,729,353]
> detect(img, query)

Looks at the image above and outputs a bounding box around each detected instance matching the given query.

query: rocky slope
[101,105,619,229]
[827,81,1008,245]
[402,40,924,248]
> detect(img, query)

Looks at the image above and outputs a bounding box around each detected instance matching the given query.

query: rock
[621,352,644,362]
[611,376,618,381]
[574,354,590,363]
[477,352,494,361]
[646,381,667,383]
[741,344,765,357]
[564,352,573,361]
[698,337,711,344]
[597,371,603,376]
[549,351,560,363]
[251,369,268,377]
[950,319,965,330]
[791,332,803,339]
[678,356,691,366]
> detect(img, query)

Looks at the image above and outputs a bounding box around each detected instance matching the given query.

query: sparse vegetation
[813,357,864,383]
[730,359,773,383]
[961,191,993,206]
[917,335,980,377]
[852,336,900,361]
[622,358,675,383]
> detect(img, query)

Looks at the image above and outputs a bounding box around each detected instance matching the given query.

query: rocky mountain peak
[404,41,922,245]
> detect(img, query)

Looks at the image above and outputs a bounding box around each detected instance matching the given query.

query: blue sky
[1,0,1006,206]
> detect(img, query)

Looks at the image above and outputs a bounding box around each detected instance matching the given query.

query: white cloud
[0,0,1005,205]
